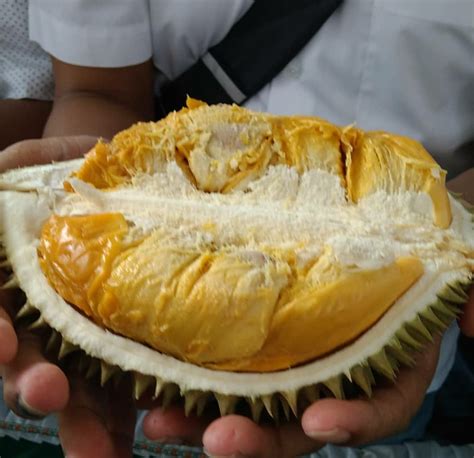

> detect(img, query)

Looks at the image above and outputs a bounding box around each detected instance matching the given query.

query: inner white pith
[55,163,472,274]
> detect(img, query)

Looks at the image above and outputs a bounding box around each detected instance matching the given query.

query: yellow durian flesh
[38,212,424,372]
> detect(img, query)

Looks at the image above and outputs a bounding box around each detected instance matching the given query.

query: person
[1,0,473,456]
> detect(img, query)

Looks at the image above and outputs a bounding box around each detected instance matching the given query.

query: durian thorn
[0,247,6,258]
[350,365,373,397]
[343,369,353,383]
[323,375,345,400]
[183,390,201,417]
[45,330,60,353]
[1,275,19,289]
[280,390,298,417]
[261,395,274,419]
[15,301,36,320]
[395,327,424,350]
[437,286,468,305]
[196,393,209,417]
[302,385,319,404]
[132,372,154,400]
[27,315,48,330]
[280,396,290,422]
[58,339,78,360]
[368,348,397,381]
[181,390,199,417]
[407,317,434,344]
[425,305,453,328]
[248,398,263,423]
[161,384,179,410]
[387,337,416,367]
[153,378,165,400]
[100,361,118,386]
[215,393,238,417]
[85,359,100,380]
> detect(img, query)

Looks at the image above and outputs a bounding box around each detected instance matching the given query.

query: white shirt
[28,0,473,392]
[0,0,53,100]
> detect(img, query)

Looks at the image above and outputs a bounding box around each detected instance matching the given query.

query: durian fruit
[0,99,472,420]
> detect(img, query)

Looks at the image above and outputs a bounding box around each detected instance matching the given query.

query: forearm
[43,92,152,139]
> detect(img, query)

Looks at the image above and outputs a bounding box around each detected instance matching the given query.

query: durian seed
[196,393,209,417]
[153,377,165,400]
[395,327,424,350]
[45,330,60,353]
[183,390,201,416]
[132,372,154,400]
[350,364,373,397]
[248,397,263,423]
[215,393,238,417]
[303,385,319,404]
[58,339,78,360]
[15,301,36,320]
[100,361,118,386]
[161,384,179,409]
[368,348,397,381]
[1,275,19,289]
[27,315,47,330]
[280,390,298,417]
[85,359,100,380]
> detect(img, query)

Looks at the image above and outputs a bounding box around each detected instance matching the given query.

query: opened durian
[0,99,472,420]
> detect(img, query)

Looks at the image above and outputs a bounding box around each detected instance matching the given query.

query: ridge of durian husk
[0,162,472,421]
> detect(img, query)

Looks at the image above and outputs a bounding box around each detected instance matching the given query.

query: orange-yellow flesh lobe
[38,213,425,373]
[210,256,424,372]
[346,130,452,228]
[38,213,129,321]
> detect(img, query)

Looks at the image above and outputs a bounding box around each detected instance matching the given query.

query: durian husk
[0,176,472,420]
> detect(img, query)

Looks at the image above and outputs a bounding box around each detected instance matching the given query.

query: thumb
[0,136,98,172]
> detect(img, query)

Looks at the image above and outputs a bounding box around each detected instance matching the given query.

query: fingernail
[13,396,47,420]
[306,428,351,444]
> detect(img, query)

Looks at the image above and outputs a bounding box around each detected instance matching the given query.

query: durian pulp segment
[71,99,450,228]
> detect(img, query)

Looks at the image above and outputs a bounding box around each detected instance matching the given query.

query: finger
[203,415,322,458]
[0,135,98,172]
[0,305,17,364]
[459,286,474,337]
[3,329,69,418]
[143,406,207,445]
[302,335,441,445]
[59,376,135,458]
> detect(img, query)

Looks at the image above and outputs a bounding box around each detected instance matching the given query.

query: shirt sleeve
[28,0,153,68]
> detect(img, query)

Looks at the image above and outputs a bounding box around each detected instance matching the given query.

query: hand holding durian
[0,101,472,457]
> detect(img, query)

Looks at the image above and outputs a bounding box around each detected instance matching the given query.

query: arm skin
[43,57,155,138]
